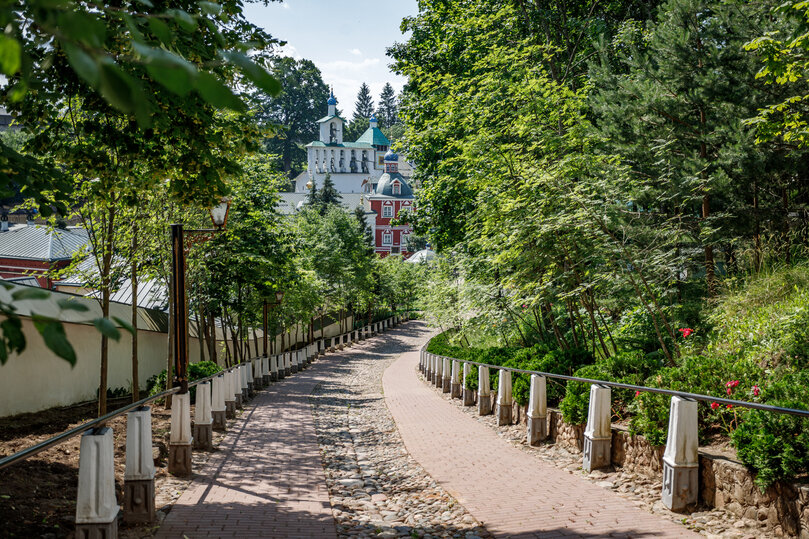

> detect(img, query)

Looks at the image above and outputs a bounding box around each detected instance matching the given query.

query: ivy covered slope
[424,263,809,489]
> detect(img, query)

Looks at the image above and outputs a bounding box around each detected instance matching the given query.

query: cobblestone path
[383,322,700,539]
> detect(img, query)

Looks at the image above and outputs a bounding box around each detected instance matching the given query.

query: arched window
[392,181,401,195]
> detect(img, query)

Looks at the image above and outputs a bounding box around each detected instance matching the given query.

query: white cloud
[276,43,301,60]
[322,58,380,71]
[349,48,362,56]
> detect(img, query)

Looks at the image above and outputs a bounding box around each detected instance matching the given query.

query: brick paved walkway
[156,357,339,538]
[383,324,700,538]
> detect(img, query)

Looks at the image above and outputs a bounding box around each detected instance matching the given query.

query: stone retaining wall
[544,409,809,537]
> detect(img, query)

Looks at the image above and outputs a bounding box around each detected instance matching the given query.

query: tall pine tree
[345,83,375,140]
[318,174,343,215]
[376,83,398,127]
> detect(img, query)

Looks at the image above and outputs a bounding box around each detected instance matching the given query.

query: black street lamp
[171,197,231,394]
[263,290,284,356]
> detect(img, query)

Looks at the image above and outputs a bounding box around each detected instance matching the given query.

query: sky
[244,0,419,118]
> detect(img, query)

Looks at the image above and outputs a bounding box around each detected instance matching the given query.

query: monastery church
[280,90,415,257]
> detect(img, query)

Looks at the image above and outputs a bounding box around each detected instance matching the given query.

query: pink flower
[752,385,761,397]
[726,387,733,396]
[522,304,527,309]
[635,391,641,397]
[678,327,694,338]
[710,402,720,410]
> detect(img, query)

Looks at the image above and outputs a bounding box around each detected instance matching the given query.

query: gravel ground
[418,371,774,539]
[311,327,491,539]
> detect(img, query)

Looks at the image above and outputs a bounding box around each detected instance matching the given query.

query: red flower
[635,391,641,397]
[710,402,720,410]
[727,405,733,409]
[678,327,694,338]
[752,385,761,397]
[726,387,733,396]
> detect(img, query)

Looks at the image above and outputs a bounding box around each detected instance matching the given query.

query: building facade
[283,91,416,257]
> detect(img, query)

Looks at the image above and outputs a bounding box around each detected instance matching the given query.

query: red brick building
[368,150,415,256]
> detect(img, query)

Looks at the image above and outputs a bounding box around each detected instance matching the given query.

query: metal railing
[421,346,809,418]
[0,365,232,471]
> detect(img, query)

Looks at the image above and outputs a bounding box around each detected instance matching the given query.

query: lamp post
[171,197,231,394]
[168,197,229,477]
[263,290,284,357]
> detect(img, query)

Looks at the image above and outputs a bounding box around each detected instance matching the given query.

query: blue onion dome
[384,148,399,162]
[327,89,337,106]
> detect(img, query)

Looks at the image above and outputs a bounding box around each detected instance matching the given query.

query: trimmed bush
[732,369,809,490]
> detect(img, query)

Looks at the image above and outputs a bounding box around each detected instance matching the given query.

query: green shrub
[146,360,223,402]
[629,355,763,446]
[732,369,809,490]
[559,364,606,424]
[558,351,662,425]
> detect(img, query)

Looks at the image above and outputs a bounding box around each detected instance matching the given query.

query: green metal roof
[356,126,390,147]
[306,141,374,149]
[316,114,346,123]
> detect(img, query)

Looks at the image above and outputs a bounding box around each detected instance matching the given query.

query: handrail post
[225,371,237,418]
[462,362,475,406]
[253,357,264,389]
[169,392,192,476]
[75,427,118,536]
[662,396,699,512]
[291,350,299,374]
[262,355,270,385]
[434,355,444,388]
[193,382,213,450]
[451,360,461,398]
[124,407,156,524]
[442,357,451,393]
[583,384,611,472]
[241,363,251,401]
[478,365,492,415]
[212,374,227,430]
[284,351,292,376]
[246,360,255,397]
[496,369,513,425]
[271,354,280,381]
[527,375,547,445]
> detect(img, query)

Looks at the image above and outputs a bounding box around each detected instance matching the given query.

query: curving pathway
[155,357,339,539]
[382,323,700,539]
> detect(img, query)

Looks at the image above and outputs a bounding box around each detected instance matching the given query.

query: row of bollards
[74,315,407,537]
[418,348,699,513]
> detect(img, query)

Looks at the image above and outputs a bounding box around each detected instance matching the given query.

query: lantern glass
[275,291,285,303]
[210,197,231,228]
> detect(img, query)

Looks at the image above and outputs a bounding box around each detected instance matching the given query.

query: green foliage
[147,361,222,402]
[630,356,763,446]
[708,264,809,370]
[732,370,809,490]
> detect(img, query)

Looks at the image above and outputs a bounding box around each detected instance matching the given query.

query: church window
[392,182,401,195]
[382,231,392,245]
[383,205,393,218]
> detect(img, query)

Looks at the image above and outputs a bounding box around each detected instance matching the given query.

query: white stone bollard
[442,357,452,393]
[662,397,699,512]
[478,366,492,415]
[462,362,475,406]
[290,350,299,373]
[169,392,192,477]
[272,354,281,381]
[262,355,270,385]
[224,371,237,418]
[241,364,250,400]
[253,358,263,389]
[496,369,513,425]
[434,356,444,388]
[233,368,243,408]
[245,361,254,396]
[583,384,611,472]
[193,382,213,450]
[124,407,156,524]
[76,427,118,536]
[212,375,227,430]
[527,375,547,445]
[450,360,461,398]
[284,352,291,376]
